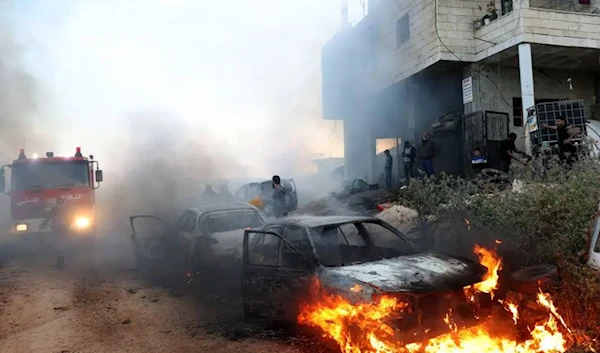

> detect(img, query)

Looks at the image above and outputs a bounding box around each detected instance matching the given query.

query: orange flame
[472,244,503,298]
[298,246,572,353]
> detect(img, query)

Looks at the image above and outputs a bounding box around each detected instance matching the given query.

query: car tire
[508,264,558,294]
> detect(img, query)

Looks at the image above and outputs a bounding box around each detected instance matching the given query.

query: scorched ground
[0,235,324,353]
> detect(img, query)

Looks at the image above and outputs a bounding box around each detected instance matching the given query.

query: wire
[329,120,337,137]
[433,0,513,108]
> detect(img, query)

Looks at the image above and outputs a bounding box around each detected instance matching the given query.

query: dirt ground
[0,236,330,353]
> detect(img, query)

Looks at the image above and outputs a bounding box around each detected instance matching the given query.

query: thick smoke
[98,110,244,235]
[0,23,52,226]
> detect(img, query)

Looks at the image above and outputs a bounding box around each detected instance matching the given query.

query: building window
[396,13,410,47]
[512,98,523,127]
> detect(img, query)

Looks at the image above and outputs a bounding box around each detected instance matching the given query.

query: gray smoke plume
[98,110,244,235]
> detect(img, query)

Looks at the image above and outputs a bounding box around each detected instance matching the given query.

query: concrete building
[323,0,600,183]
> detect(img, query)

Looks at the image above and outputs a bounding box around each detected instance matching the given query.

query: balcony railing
[530,0,599,13]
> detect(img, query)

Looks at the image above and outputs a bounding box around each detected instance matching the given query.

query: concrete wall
[437,0,490,61]
[475,2,600,60]
[369,0,441,93]
[530,0,600,12]
[464,63,596,149]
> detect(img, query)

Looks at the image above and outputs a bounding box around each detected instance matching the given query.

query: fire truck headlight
[15,224,27,232]
[74,217,91,229]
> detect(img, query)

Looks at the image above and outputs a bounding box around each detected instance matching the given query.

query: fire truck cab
[0,147,103,239]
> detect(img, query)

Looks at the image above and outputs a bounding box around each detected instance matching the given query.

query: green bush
[398,160,600,342]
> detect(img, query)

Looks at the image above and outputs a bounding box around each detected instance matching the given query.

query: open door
[241,229,314,319]
[129,215,172,263]
[281,179,298,212]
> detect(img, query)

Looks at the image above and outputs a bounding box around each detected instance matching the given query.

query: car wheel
[508,264,558,294]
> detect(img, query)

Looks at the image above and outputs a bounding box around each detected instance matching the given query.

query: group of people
[383,132,436,189]
[199,176,289,218]
[490,115,581,174]
[382,115,581,189]
[199,184,234,205]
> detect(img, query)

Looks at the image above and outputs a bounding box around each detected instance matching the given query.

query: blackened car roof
[264,215,379,228]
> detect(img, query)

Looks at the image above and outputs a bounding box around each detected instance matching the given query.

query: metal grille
[530,99,587,147]
[463,111,484,148]
[485,111,510,141]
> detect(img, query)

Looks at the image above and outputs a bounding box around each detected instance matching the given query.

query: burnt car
[241,216,490,343]
[130,202,266,279]
[235,178,298,216]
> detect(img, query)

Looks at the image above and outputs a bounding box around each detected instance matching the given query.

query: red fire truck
[0,147,103,240]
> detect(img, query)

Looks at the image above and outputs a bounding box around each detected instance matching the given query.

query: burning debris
[297,245,581,353]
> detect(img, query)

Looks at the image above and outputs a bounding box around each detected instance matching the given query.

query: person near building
[271,175,288,218]
[542,116,579,164]
[499,133,528,173]
[384,150,393,189]
[418,132,436,177]
[199,183,219,205]
[471,147,489,173]
[401,141,416,181]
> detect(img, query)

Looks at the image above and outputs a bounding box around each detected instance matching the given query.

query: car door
[162,211,195,263]
[279,225,318,319]
[281,179,298,212]
[129,215,172,262]
[242,227,315,320]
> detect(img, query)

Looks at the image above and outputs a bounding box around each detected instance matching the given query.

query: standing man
[418,132,436,177]
[218,184,234,203]
[542,116,579,164]
[384,150,393,189]
[401,141,416,181]
[271,175,288,218]
[199,184,219,205]
[499,133,528,173]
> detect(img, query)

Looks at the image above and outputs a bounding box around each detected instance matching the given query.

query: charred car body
[130,202,267,279]
[241,216,491,343]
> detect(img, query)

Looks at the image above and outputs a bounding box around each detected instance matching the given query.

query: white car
[130,202,267,279]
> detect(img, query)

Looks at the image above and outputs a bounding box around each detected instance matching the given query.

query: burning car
[241,215,492,343]
[130,202,266,280]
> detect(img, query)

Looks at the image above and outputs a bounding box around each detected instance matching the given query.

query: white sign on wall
[462,77,473,104]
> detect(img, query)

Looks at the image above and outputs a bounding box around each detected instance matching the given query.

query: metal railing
[531,0,599,13]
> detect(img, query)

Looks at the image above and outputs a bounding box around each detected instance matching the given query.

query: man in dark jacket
[218,184,234,203]
[401,141,416,181]
[542,116,579,164]
[418,132,436,177]
[384,150,393,189]
[272,175,288,218]
[199,184,219,205]
[499,133,528,173]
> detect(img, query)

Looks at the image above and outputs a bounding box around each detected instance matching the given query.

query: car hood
[324,251,487,293]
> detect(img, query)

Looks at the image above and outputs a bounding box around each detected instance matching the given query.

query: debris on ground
[122,319,131,325]
[375,204,419,233]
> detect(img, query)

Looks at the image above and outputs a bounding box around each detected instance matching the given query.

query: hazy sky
[3,0,366,177]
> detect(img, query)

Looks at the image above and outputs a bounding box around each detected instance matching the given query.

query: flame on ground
[298,245,572,353]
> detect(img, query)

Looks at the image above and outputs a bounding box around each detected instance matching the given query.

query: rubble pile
[376,204,419,233]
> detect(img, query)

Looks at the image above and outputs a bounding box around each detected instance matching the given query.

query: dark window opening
[395,13,410,47]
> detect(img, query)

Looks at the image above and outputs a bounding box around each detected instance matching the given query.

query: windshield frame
[200,209,266,234]
[10,160,91,191]
[308,219,419,267]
